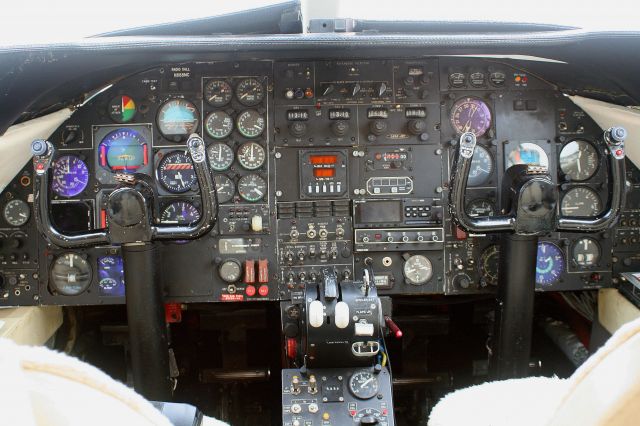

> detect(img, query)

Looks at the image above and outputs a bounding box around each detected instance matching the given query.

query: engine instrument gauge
[51,155,90,197]
[236,110,265,138]
[161,200,201,225]
[50,253,92,296]
[207,143,234,171]
[235,78,264,106]
[98,128,148,172]
[205,111,234,139]
[536,242,565,286]
[506,142,549,169]
[348,370,380,400]
[157,99,199,138]
[559,140,598,181]
[467,145,494,187]
[466,199,495,217]
[450,97,492,137]
[237,174,266,202]
[204,80,233,107]
[561,187,602,217]
[3,199,30,226]
[98,256,124,297]
[572,237,601,267]
[157,151,197,193]
[403,254,433,285]
[214,175,236,203]
[237,141,266,170]
[480,245,500,286]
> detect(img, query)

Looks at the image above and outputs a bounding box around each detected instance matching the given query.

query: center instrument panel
[1,57,638,307]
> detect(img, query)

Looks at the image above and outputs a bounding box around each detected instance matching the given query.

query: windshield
[2,0,637,45]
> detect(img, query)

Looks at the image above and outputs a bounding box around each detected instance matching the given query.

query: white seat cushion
[429,315,640,426]
[428,377,569,426]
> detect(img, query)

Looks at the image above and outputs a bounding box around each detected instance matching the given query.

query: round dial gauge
[157,151,197,193]
[98,256,124,297]
[450,97,492,137]
[561,187,602,217]
[237,174,266,202]
[51,155,89,197]
[3,199,30,226]
[50,253,92,296]
[157,99,199,138]
[161,201,201,225]
[207,143,234,171]
[108,95,136,123]
[506,142,549,169]
[205,111,234,139]
[468,145,494,187]
[219,259,241,283]
[348,370,380,400]
[480,245,500,286]
[236,110,266,138]
[236,78,264,106]
[204,80,233,107]
[214,175,236,204]
[237,141,266,170]
[466,199,495,217]
[572,237,601,267]
[559,140,598,181]
[403,255,433,285]
[536,242,565,286]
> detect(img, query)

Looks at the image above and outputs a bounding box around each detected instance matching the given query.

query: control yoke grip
[31,134,217,248]
[449,132,515,233]
[31,140,109,248]
[557,127,627,232]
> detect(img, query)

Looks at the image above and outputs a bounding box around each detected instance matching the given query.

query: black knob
[62,129,78,144]
[7,238,21,249]
[454,275,471,289]
[360,415,379,425]
[407,119,427,135]
[289,122,307,138]
[624,258,633,266]
[331,120,349,137]
[369,120,387,136]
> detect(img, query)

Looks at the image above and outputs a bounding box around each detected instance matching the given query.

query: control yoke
[31,134,218,400]
[449,128,626,235]
[31,134,217,248]
[449,127,626,379]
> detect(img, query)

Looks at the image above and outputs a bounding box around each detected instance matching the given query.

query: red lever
[384,315,403,339]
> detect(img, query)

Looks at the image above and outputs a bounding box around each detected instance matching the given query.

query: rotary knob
[331,120,349,137]
[369,120,387,136]
[407,119,427,135]
[219,260,241,283]
[289,122,307,137]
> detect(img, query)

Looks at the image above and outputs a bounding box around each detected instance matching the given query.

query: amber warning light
[309,155,338,165]
[313,168,336,178]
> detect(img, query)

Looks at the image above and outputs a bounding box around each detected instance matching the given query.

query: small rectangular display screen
[310,155,338,165]
[51,202,93,233]
[313,168,336,178]
[356,200,402,224]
